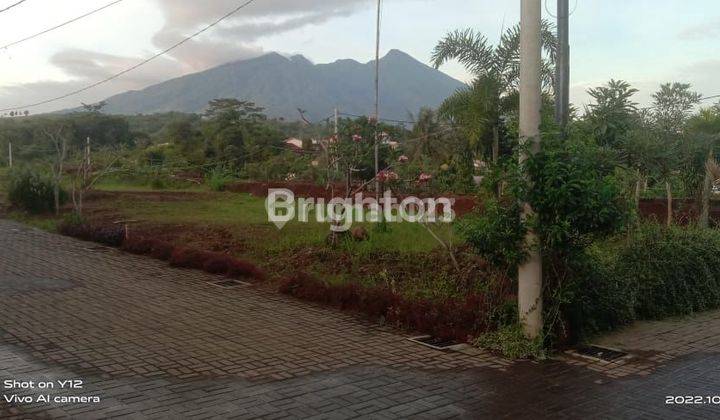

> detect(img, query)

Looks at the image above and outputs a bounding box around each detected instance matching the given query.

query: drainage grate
[575,345,628,362]
[408,335,463,351]
[210,280,249,289]
[84,246,113,253]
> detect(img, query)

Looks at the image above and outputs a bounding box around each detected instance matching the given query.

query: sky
[0,0,718,114]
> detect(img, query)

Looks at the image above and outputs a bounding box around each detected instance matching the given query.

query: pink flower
[398,155,409,163]
[352,134,363,143]
[377,170,399,182]
[418,173,433,183]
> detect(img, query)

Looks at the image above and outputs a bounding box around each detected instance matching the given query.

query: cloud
[150,0,368,70]
[678,18,720,40]
[0,49,182,112]
[1,0,408,113]
[50,49,182,86]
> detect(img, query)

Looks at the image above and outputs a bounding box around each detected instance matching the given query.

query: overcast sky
[0,0,718,114]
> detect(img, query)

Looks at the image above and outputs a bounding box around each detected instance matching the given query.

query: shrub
[150,177,167,190]
[475,324,546,360]
[457,200,527,269]
[227,259,265,281]
[121,237,155,255]
[566,224,720,340]
[148,240,174,261]
[616,224,720,318]
[58,221,124,247]
[169,247,214,269]
[279,272,511,342]
[7,167,66,213]
[358,286,398,319]
[202,255,233,274]
[206,166,232,192]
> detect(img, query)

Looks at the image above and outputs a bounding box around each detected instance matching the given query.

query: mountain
[98,50,466,122]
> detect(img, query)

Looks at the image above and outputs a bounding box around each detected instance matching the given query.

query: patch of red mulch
[279,271,511,342]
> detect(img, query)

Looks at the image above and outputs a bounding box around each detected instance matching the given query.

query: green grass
[94,179,206,193]
[111,192,455,254]
[6,211,61,232]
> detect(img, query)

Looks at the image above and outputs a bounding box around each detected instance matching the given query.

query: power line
[0,0,27,14]
[338,112,415,125]
[0,0,260,113]
[1,0,125,50]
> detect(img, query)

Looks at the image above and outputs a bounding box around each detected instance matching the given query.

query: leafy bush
[616,224,720,318]
[206,166,233,191]
[58,221,124,247]
[150,176,167,190]
[457,200,527,269]
[120,238,155,255]
[567,224,720,339]
[475,324,546,359]
[279,272,513,342]
[460,136,632,345]
[524,137,630,252]
[169,247,215,269]
[7,167,66,213]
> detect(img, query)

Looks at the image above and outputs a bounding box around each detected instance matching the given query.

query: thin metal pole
[8,141,12,167]
[555,0,570,132]
[85,136,91,184]
[374,0,381,203]
[334,107,339,138]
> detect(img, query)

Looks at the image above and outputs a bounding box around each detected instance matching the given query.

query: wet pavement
[1,219,720,419]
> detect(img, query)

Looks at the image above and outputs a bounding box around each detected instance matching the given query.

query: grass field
[2,173,470,296]
[104,191,455,255]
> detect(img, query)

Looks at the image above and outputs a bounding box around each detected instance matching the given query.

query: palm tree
[407,107,443,161]
[432,22,557,164]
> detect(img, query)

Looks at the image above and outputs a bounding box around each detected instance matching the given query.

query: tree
[202,99,271,164]
[432,21,557,167]
[81,101,108,114]
[687,104,720,227]
[651,83,702,225]
[166,117,203,163]
[585,80,639,148]
[43,124,71,215]
[653,83,703,135]
[407,108,447,161]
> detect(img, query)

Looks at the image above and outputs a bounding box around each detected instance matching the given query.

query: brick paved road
[2,219,720,419]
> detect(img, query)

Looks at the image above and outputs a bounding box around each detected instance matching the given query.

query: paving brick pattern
[2,220,720,419]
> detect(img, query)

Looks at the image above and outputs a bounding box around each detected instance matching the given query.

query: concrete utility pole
[554,0,570,131]
[519,0,543,339]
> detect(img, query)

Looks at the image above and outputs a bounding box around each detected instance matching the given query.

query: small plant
[7,167,66,214]
[150,176,167,190]
[206,166,233,192]
[169,247,214,269]
[475,324,547,360]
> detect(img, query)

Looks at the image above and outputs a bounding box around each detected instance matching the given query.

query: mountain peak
[385,49,412,59]
[290,54,312,65]
[95,50,465,121]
